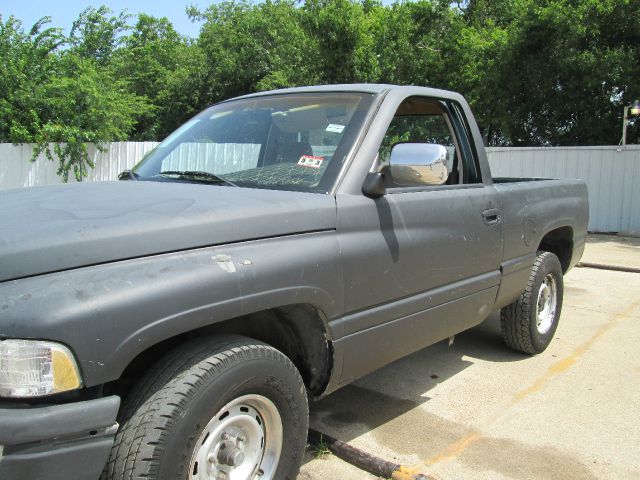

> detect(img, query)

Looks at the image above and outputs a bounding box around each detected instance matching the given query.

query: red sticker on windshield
[297,155,325,169]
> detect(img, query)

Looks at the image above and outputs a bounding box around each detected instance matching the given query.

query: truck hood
[0,181,337,282]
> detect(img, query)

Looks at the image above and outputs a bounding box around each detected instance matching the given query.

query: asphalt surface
[299,234,640,479]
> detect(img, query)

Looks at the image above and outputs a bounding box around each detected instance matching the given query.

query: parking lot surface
[299,235,640,479]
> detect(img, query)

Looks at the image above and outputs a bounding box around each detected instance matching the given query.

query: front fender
[0,231,343,387]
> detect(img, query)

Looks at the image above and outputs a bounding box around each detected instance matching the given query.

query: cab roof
[227,84,462,102]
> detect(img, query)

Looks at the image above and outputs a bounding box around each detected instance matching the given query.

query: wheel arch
[538,226,573,273]
[106,304,333,401]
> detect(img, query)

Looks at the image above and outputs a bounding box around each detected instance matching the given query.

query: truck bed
[492,177,589,309]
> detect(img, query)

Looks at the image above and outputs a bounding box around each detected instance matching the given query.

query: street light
[621,99,640,145]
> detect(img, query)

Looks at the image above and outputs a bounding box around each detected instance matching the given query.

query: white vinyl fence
[1,143,639,234]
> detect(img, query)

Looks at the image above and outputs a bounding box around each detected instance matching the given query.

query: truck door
[334,96,504,385]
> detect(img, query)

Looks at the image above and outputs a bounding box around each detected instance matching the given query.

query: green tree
[68,6,130,65]
[28,54,149,181]
[0,16,63,142]
[452,0,517,144]
[0,13,149,181]
[479,0,640,145]
[303,0,381,83]
[114,14,194,138]
[154,42,209,137]
[193,0,321,104]
[4,0,640,171]
[375,0,465,88]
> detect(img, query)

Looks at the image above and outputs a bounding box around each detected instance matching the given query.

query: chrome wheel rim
[189,394,282,480]
[536,274,558,334]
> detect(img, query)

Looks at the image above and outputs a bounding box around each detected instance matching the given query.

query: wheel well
[106,304,332,401]
[538,226,573,272]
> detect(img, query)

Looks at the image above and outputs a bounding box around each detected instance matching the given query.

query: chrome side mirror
[388,143,449,186]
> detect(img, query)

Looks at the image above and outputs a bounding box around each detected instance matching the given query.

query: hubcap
[536,273,558,334]
[189,394,283,480]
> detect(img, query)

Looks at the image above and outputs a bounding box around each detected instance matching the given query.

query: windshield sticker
[326,124,345,133]
[297,155,325,169]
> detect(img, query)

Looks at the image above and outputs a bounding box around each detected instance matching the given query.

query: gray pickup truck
[0,85,588,480]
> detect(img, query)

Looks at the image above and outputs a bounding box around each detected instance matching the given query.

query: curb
[308,429,435,480]
[577,262,640,274]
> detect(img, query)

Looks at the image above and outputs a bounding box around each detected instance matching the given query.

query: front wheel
[501,251,564,354]
[103,335,308,480]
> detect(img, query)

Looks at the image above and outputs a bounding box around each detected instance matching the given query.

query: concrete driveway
[299,234,640,479]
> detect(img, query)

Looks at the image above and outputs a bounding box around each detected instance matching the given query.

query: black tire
[500,251,564,354]
[102,335,308,480]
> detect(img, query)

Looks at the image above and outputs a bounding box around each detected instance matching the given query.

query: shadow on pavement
[305,312,599,480]
[309,312,525,443]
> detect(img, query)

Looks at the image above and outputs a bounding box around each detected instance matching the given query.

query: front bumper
[0,395,120,480]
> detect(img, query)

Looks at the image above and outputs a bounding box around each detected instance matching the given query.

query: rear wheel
[103,335,308,480]
[501,251,564,354]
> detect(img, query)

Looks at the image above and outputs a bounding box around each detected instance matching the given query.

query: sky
[1,0,208,38]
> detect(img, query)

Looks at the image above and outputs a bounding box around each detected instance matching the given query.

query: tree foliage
[0,17,63,143]
[1,12,148,180]
[30,54,148,181]
[1,0,639,180]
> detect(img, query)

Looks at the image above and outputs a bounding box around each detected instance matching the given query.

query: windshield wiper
[157,170,236,187]
[118,170,139,181]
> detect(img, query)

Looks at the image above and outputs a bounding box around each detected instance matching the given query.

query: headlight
[0,339,82,398]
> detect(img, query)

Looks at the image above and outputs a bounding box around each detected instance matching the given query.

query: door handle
[482,209,502,226]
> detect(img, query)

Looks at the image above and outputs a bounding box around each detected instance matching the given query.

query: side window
[378,97,480,187]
